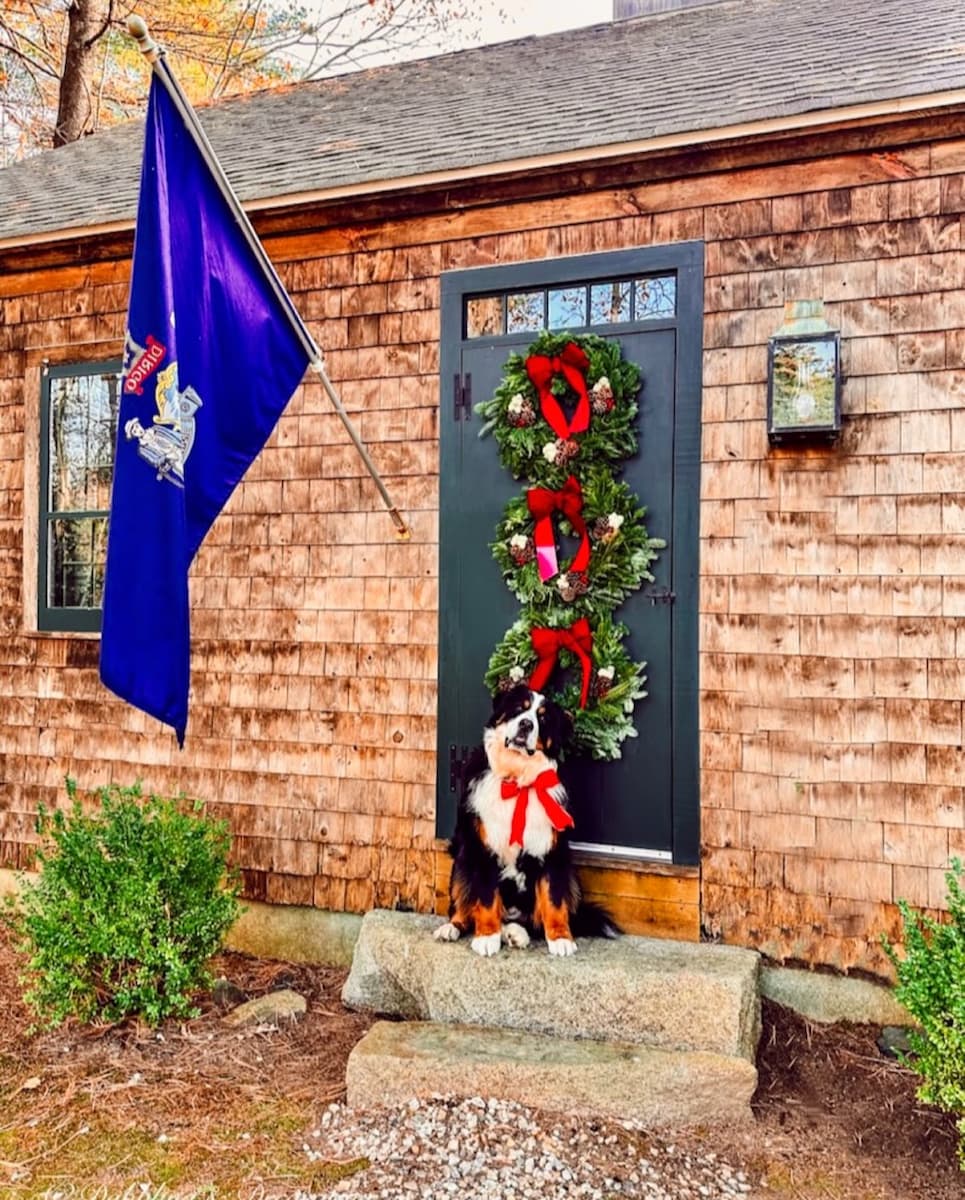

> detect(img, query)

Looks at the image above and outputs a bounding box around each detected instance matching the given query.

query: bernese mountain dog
[434,684,619,957]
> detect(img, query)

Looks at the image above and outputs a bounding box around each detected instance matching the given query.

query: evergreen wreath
[476,330,640,485]
[486,614,648,762]
[492,464,666,621]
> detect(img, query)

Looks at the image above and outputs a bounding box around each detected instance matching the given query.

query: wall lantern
[767,300,841,444]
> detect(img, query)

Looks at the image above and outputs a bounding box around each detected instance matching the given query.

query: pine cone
[591,378,615,415]
[591,516,611,541]
[592,671,613,700]
[560,438,580,463]
[571,570,590,596]
[556,573,578,602]
[509,540,535,566]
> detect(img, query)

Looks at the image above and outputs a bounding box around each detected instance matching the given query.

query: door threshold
[570,840,672,864]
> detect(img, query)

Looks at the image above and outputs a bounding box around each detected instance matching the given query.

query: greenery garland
[492,464,665,622]
[476,330,640,485]
[480,329,658,761]
[485,614,647,762]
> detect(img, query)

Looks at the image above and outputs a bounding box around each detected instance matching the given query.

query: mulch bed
[0,926,961,1199]
[734,997,962,1199]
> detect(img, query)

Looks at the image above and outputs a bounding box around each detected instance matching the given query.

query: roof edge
[3,86,965,254]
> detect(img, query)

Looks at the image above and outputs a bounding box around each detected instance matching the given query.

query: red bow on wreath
[525,342,591,441]
[529,616,594,709]
[526,475,591,583]
[500,769,574,847]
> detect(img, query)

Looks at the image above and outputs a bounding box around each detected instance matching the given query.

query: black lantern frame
[767,330,841,444]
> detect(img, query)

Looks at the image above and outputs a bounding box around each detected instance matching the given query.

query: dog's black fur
[435,685,619,956]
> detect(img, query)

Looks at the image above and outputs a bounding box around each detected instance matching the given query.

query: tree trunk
[54,0,112,147]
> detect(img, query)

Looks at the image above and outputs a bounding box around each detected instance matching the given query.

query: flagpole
[127,15,411,541]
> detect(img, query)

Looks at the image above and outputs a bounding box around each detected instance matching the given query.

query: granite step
[346,1020,758,1127]
[342,910,761,1061]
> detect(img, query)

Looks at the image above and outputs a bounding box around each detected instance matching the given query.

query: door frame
[438,241,704,866]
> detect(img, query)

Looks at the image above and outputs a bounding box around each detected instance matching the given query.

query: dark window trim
[38,358,121,633]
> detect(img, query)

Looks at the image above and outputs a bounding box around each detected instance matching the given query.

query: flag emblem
[123,348,203,488]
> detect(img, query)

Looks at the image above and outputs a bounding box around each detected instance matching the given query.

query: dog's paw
[433,921,462,942]
[547,936,577,957]
[471,932,502,957]
[502,922,530,949]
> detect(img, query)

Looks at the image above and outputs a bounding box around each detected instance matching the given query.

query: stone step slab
[342,910,761,1061]
[346,1020,758,1127]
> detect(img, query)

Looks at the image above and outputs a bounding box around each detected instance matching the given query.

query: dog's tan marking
[470,895,503,937]
[447,873,474,933]
[534,877,573,943]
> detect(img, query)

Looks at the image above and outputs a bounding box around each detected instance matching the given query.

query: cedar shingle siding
[2,1,964,976]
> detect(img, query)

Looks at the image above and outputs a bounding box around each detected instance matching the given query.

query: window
[465,273,677,338]
[39,361,121,632]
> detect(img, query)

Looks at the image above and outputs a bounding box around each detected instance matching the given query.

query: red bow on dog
[529,617,594,709]
[526,475,591,583]
[525,343,591,440]
[500,769,574,847]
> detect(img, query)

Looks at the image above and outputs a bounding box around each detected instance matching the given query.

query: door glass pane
[590,281,632,325]
[49,371,119,511]
[466,295,504,338]
[634,274,677,320]
[548,286,587,330]
[506,291,545,333]
[49,516,108,608]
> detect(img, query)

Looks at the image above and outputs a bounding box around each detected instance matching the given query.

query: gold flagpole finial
[128,15,161,61]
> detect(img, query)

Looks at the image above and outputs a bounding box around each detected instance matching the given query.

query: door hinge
[645,586,676,605]
[453,372,472,421]
[449,743,471,791]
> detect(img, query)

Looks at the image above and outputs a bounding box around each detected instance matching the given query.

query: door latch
[453,373,472,421]
[644,586,676,605]
[448,744,471,791]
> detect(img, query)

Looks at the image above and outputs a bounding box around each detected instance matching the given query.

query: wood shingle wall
[2,112,963,975]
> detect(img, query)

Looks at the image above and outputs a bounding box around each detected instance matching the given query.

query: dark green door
[437,244,703,865]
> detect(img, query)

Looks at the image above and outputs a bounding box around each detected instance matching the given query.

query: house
[1,0,964,979]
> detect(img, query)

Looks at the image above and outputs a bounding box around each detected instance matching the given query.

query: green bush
[11,779,241,1028]
[885,858,965,1169]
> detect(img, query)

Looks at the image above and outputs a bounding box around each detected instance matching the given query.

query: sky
[292,0,615,76]
[474,0,614,43]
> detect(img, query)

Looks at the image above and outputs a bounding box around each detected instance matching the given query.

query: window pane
[49,516,108,608]
[506,291,545,333]
[548,286,586,330]
[590,281,632,325]
[49,371,119,511]
[466,295,503,338]
[634,274,677,320]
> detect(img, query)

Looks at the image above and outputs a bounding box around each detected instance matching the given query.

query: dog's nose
[517,717,533,733]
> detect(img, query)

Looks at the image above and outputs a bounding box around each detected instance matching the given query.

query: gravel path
[299,1096,754,1200]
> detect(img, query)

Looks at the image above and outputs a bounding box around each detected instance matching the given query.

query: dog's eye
[537,706,546,717]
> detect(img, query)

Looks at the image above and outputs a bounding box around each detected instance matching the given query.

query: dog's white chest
[468,770,561,865]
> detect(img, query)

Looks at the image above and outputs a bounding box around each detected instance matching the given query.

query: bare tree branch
[1,0,485,158]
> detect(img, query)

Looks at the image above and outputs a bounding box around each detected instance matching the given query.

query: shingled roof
[2,0,964,246]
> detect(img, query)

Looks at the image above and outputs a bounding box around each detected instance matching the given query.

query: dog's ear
[539,700,573,757]
[558,706,575,752]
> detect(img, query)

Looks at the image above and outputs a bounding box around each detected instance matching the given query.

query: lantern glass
[767,330,840,442]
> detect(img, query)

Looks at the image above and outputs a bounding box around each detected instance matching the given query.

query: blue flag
[100,76,310,745]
